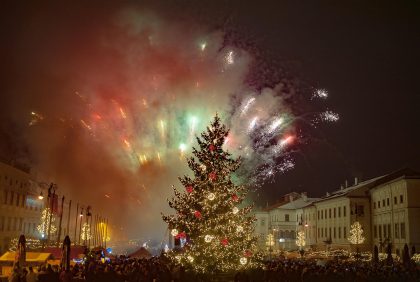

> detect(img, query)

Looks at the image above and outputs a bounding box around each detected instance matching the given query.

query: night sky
[1,1,419,236]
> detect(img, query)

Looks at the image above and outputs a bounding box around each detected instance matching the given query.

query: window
[400,195,403,204]
[382,199,385,207]
[379,225,382,238]
[329,209,331,218]
[401,223,406,239]
[388,224,391,239]
[394,197,397,204]
[334,208,336,218]
[334,227,336,238]
[329,228,331,238]
[395,223,399,238]
[383,224,387,238]
[344,206,347,217]
[344,227,347,238]
[285,214,289,222]
[13,217,17,231]
[3,190,7,204]
[378,201,380,208]
[338,227,341,238]
[321,228,323,237]
[318,228,320,237]
[16,194,20,207]
[7,217,11,231]
[387,198,390,206]
[10,191,14,205]
[374,225,377,238]
[321,210,323,219]
[0,216,4,231]
[357,205,364,216]
[325,228,327,238]
[338,207,341,217]
[373,202,376,209]
[318,211,320,220]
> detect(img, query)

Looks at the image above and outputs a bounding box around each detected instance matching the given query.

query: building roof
[315,167,420,204]
[278,197,321,210]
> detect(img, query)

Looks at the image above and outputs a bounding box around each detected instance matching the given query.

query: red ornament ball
[232,194,239,202]
[209,144,215,151]
[194,210,202,219]
[175,232,186,239]
[220,238,229,246]
[186,186,193,193]
[209,172,217,181]
[244,250,252,257]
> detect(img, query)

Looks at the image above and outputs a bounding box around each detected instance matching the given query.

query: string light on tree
[207,193,215,201]
[295,231,306,249]
[204,235,213,243]
[232,207,239,214]
[37,208,57,238]
[81,223,92,241]
[348,221,365,245]
[171,229,179,237]
[162,115,261,273]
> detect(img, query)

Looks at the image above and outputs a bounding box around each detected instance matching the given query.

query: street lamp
[38,192,44,200]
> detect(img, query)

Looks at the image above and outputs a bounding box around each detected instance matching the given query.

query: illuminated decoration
[186,186,193,193]
[209,171,217,181]
[220,238,229,246]
[9,237,42,251]
[163,116,261,273]
[266,234,275,247]
[200,164,207,171]
[97,222,111,242]
[187,255,194,262]
[348,221,365,245]
[164,244,169,253]
[81,223,92,242]
[204,235,213,243]
[207,193,215,201]
[240,257,247,265]
[295,231,306,248]
[194,210,202,219]
[171,229,179,237]
[37,208,57,238]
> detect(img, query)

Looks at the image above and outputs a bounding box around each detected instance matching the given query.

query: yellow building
[0,162,44,254]
[254,168,420,253]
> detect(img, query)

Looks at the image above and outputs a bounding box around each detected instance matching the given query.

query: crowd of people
[6,255,420,282]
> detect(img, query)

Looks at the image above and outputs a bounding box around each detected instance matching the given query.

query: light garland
[162,116,262,273]
[37,208,57,238]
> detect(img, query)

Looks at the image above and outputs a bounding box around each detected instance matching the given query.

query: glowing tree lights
[348,221,365,245]
[81,223,92,243]
[162,115,260,273]
[295,231,306,249]
[37,208,57,239]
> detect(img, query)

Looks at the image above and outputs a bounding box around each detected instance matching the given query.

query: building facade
[0,162,44,254]
[254,168,420,254]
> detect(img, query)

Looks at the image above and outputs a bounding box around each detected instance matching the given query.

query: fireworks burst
[26,10,338,188]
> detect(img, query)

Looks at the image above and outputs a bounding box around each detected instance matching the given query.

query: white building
[370,168,420,255]
[254,192,320,251]
[0,162,44,254]
[254,168,420,253]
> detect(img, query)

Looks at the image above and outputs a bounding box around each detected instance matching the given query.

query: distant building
[253,168,420,254]
[0,162,44,254]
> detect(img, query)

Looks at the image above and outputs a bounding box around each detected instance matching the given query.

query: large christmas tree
[162,115,259,273]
